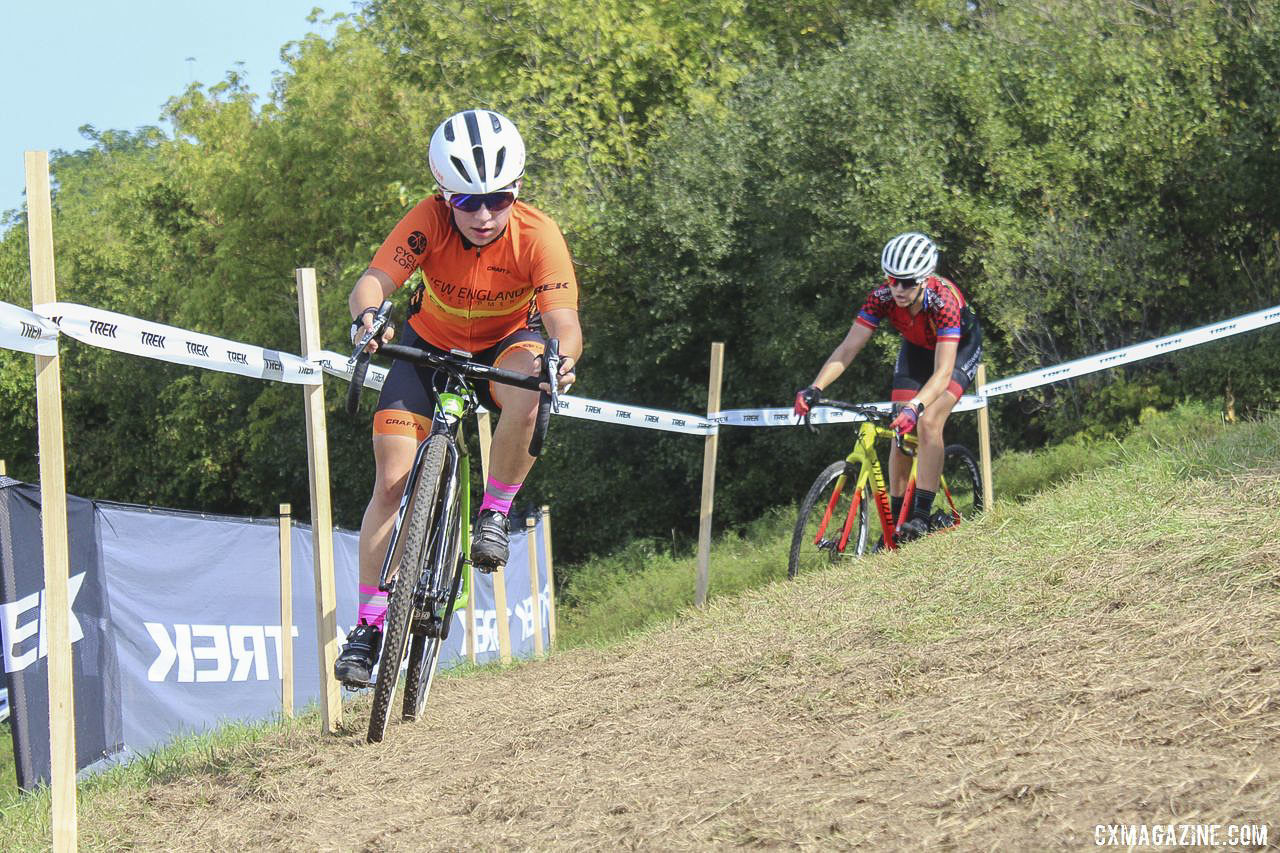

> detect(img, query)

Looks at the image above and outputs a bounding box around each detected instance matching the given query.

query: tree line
[1,0,1277,571]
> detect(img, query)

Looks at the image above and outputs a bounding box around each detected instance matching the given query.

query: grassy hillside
[2,406,1277,849]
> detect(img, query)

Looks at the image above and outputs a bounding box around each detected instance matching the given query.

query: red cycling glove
[890,403,920,435]
[794,386,821,417]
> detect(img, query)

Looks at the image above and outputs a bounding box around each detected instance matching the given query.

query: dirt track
[88,471,1280,851]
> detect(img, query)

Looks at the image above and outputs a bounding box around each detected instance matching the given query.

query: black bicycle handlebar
[345,305,559,456]
[802,398,913,452]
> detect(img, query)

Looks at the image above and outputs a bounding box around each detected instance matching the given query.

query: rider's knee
[370,471,408,508]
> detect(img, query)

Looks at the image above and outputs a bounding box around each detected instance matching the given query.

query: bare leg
[913,391,960,492]
[358,433,417,587]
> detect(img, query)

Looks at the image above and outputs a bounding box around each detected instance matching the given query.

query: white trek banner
[0,301,58,356]
[711,393,987,428]
[314,349,715,435]
[982,303,1280,397]
[36,302,322,385]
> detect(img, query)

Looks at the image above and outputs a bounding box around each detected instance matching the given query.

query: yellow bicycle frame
[820,421,962,552]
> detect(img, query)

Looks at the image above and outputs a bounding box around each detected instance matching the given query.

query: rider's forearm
[541,309,582,363]
[913,344,959,407]
[810,328,870,390]
[348,269,396,320]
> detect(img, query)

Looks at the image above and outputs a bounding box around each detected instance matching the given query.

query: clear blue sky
[2,1,344,215]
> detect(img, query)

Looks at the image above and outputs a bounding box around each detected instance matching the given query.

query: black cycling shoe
[870,537,889,554]
[334,622,382,687]
[896,517,930,544]
[471,509,509,573]
[930,509,957,530]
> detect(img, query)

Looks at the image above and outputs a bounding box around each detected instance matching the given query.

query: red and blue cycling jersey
[854,275,972,350]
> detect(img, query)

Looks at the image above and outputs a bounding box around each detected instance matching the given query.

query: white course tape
[37,302,321,385]
[711,393,986,427]
[314,350,389,390]
[983,303,1280,397]
[0,301,59,356]
[316,349,715,434]
[554,395,714,435]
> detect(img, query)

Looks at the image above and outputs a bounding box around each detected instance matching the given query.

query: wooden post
[469,411,493,666]
[525,516,544,657]
[295,268,342,732]
[0,460,6,476]
[26,151,77,852]
[975,363,995,511]
[540,505,556,651]
[695,342,725,609]
[278,504,294,719]
[494,567,512,665]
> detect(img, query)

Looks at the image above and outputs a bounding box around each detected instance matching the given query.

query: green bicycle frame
[437,391,472,611]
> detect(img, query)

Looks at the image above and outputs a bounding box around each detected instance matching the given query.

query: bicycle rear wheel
[368,434,451,744]
[935,443,984,528]
[788,460,872,579]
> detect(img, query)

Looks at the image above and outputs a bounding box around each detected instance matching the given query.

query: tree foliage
[1,0,1278,570]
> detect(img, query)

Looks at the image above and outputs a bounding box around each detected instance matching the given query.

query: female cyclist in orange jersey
[335,110,582,686]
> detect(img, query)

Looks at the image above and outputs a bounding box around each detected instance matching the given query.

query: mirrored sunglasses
[445,190,517,213]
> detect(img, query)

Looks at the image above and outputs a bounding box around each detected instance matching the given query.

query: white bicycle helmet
[428,109,526,194]
[881,232,939,281]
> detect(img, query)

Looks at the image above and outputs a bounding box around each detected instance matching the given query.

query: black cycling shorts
[373,324,544,441]
[890,323,983,403]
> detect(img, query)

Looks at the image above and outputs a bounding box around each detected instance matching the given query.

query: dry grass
[9,444,1280,851]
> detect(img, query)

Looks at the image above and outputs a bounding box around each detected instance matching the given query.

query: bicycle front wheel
[935,443,984,528]
[788,460,871,579]
[368,434,451,744]
[402,483,463,722]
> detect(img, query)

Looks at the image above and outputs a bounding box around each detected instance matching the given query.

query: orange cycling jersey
[369,195,579,353]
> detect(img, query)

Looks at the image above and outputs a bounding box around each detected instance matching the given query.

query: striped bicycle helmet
[428,109,526,194]
[881,232,939,281]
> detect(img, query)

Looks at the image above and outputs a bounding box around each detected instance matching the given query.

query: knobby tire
[402,481,463,721]
[367,434,450,744]
[939,443,984,525]
[788,460,870,579]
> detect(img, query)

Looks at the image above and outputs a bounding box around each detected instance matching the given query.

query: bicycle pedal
[339,678,373,690]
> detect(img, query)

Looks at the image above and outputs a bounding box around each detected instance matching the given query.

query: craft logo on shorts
[407,230,428,255]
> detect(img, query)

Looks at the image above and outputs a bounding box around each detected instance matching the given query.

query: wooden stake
[278,504,294,718]
[695,342,724,609]
[26,150,77,853]
[469,411,493,667]
[540,505,556,651]
[295,268,342,732]
[975,363,995,511]
[493,567,512,664]
[525,516,544,657]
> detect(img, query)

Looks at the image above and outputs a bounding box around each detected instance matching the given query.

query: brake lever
[347,299,394,368]
[544,344,561,407]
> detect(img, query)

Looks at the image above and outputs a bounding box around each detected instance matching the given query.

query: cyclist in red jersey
[335,110,582,685]
[793,232,982,544]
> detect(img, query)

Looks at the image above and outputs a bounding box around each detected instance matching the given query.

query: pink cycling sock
[479,476,522,516]
[357,583,388,629]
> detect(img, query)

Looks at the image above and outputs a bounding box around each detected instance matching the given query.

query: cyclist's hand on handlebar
[350,307,394,352]
[890,404,919,435]
[794,385,821,417]
[539,354,575,394]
